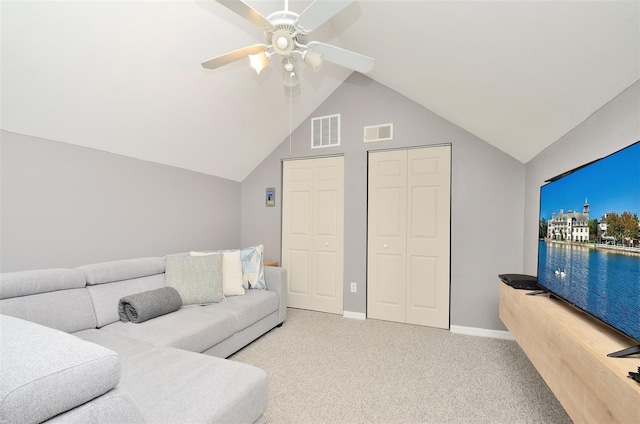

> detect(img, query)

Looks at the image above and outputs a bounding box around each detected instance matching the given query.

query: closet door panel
[367,150,407,322]
[315,251,338,298]
[283,156,344,314]
[310,157,344,314]
[406,146,451,328]
[283,161,313,309]
[288,250,311,296]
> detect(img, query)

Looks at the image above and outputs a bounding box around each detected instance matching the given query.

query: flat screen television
[537,140,640,358]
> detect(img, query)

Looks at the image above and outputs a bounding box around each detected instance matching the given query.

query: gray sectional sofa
[0,256,287,424]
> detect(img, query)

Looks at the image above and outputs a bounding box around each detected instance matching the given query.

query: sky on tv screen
[540,141,640,221]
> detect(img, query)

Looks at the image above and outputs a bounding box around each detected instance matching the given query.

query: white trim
[343,311,366,320]
[311,113,340,149]
[363,123,394,142]
[450,325,514,340]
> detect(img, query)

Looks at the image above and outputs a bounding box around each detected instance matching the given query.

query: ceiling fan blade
[309,42,374,74]
[216,0,273,30]
[201,44,268,69]
[297,0,353,32]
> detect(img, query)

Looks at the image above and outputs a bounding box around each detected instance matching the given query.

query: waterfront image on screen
[537,141,640,343]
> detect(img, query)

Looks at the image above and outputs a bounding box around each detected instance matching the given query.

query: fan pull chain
[289,71,292,157]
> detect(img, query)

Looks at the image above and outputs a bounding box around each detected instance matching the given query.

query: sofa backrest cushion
[0,289,97,333]
[0,314,121,424]
[0,269,97,332]
[77,257,165,286]
[0,268,86,299]
[79,257,166,328]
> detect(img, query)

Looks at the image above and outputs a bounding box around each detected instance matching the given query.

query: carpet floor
[230,308,572,424]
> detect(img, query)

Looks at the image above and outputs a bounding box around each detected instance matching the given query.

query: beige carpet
[230,308,572,424]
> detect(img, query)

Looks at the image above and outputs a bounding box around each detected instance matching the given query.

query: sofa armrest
[0,315,121,424]
[263,266,287,324]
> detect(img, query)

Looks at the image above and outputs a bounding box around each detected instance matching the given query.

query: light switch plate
[266,187,275,207]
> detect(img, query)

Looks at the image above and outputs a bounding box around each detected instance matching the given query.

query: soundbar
[498,273,538,290]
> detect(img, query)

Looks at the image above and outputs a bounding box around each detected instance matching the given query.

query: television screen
[537,141,640,346]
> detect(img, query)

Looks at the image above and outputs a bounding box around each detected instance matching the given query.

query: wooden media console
[499,282,640,423]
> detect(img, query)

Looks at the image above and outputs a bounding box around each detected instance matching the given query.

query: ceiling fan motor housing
[265,11,309,50]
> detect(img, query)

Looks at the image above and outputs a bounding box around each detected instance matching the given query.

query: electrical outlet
[350,282,357,293]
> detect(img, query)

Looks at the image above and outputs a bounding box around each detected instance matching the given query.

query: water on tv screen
[537,141,640,343]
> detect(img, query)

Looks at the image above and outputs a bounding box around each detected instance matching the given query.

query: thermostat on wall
[266,187,275,207]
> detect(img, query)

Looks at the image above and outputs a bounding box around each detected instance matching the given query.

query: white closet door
[367,146,451,329]
[282,160,313,309]
[406,146,451,328]
[282,156,344,314]
[367,150,407,322]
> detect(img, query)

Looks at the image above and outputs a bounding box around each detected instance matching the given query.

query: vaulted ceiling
[2,1,638,182]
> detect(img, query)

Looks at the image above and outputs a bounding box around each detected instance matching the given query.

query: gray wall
[242,74,526,331]
[1,130,241,271]
[523,81,640,274]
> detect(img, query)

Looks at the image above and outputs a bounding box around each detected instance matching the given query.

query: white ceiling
[2,1,639,182]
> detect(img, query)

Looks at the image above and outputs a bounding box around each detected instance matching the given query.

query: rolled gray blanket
[118,287,182,323]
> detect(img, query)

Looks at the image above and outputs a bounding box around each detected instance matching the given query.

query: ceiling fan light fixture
[282,57,299,88]
[248,51,270,74]
[303,49,324,72]
[283,71,299,87]
[272,29,294,55]
[276,36,289,50]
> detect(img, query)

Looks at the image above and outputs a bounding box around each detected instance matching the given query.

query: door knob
[383,244,388,249]
[325,242,329,246]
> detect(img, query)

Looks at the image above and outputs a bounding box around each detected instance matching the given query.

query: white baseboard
[450,325,514,340]
[343,311,366,320]
[338,314,513,338]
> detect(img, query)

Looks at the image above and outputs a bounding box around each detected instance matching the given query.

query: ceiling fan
[201,0,374,95]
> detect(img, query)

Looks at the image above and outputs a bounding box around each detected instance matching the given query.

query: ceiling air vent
[364,123,393,142]
[311,114,340,149]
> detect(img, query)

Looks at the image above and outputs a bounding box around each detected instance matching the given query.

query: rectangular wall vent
[311,114,340,149]
[364,123,393,143]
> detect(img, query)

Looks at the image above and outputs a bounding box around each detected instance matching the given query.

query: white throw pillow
[221,250,245,296]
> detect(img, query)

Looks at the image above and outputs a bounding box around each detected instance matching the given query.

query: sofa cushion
[203,311,280,359]
[73,329,156,357]
[77,257,165,286]
[0,315,120,424]
[0,288,97,333]
[214,290,279,331]
[0,268,86,299]
[99,305,237,353]
[117,345,268,424]
[44,388,146,424]
[165,254,224,305]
